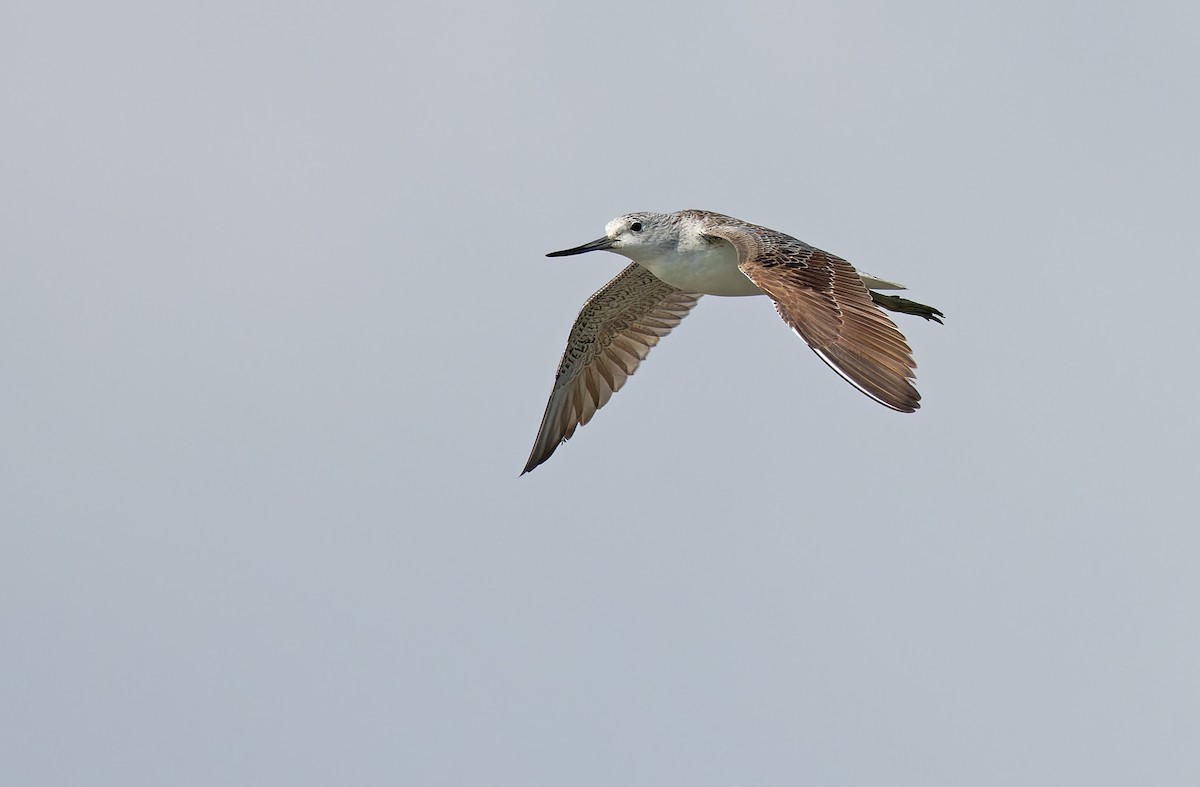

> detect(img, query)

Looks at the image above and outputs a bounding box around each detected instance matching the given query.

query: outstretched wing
[523,264,702,474]
[702,220,921,412]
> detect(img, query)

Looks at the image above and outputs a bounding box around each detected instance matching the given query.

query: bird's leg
[870,292,945,324]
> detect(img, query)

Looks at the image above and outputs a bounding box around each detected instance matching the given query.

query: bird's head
[546,212,675,262]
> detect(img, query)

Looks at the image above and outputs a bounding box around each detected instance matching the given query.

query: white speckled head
[603,212,682,262]
[547,211,680,262]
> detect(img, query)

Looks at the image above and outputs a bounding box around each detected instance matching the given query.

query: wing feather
[522,263,702,473]
[700,218,922,412]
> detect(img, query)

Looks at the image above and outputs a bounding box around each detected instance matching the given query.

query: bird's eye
[630,221,643,232]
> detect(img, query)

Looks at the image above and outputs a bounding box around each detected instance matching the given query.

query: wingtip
[520,443,555,476]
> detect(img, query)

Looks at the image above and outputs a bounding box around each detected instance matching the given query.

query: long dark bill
[545,237,615,257]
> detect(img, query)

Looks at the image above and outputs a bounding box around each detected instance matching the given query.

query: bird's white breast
[632,242,764,297]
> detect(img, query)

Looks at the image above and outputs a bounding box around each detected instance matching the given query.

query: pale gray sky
[2,1,1197,785]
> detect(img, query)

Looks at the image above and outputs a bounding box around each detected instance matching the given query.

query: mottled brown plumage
[522,264,700,474]
[699,213,922,413]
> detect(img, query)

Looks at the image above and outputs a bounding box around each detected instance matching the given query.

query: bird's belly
[636,248,764,297]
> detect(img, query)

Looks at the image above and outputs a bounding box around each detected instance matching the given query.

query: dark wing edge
[522,264,702,474]
[704,223,922,412]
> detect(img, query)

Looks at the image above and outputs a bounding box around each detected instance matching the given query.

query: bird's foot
[870,292,945,324]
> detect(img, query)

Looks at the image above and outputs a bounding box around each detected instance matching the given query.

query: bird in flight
[522,209,943,474]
